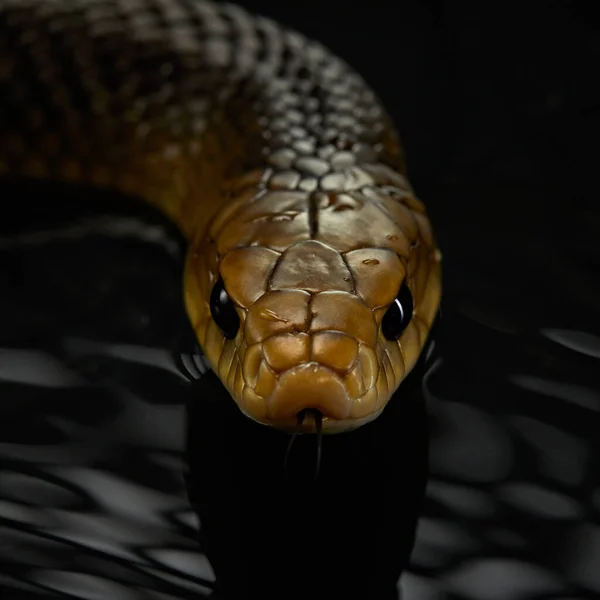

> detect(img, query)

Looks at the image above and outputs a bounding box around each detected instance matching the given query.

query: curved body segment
[0,0,442,432]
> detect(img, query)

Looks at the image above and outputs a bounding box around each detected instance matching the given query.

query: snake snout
[266,363,352,421]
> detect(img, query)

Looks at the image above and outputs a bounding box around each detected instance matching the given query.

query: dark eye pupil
[381,281,414,341]
[209,278,240,339]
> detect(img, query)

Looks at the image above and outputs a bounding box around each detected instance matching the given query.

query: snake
[0,0,442,434]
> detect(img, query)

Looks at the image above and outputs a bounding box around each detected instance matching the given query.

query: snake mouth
[238,362,383,434]
[282,408,384,434]
[266,363,353,420]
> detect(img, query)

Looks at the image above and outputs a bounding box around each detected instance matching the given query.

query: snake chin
[240,404,385,435]
[234,360,390,434]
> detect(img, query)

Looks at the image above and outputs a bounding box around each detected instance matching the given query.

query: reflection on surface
[0,175,598,600]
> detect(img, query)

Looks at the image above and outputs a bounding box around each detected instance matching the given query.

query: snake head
[185,231,441,434]
[182,173,441,433]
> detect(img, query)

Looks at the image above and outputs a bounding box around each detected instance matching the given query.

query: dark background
[1,1,599,599]
[239,0,599,331]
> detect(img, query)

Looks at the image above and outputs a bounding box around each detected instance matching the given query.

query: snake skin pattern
[0,0,442,433]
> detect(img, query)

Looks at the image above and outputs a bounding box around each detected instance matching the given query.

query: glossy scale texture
[0,0,442,432]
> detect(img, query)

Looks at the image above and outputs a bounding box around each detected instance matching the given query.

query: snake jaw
[241,405,386,435]
[266,363,352,421]
[235,352,386,434]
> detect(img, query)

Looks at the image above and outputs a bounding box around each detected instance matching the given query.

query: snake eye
[209,278,240,339]
[381,281,414,341]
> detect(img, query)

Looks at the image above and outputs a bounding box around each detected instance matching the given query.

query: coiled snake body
[0,0,442,433]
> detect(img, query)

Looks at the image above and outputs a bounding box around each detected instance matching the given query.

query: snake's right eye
[209,278,240,339]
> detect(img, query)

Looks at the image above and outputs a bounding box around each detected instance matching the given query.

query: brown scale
[0,0,442,433]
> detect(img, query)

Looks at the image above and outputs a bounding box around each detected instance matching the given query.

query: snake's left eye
[209,278,240,339]
[381,281,414,341]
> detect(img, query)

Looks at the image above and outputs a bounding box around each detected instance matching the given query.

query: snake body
[0,0,442,433]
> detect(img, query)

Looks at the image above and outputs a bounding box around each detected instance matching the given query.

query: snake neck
[0,0,406,245]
